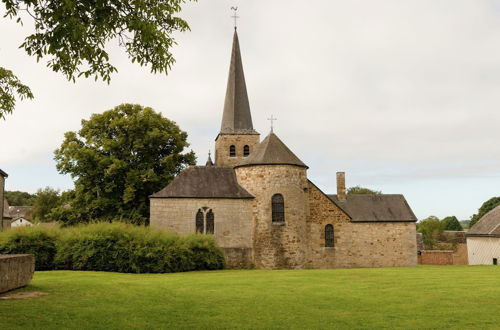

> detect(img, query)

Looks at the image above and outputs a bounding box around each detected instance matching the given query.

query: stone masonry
[235,165,309,269]
[306,183,417,268]
[0,254,35,293]
[215,133,260,167]
[150,198,254,268]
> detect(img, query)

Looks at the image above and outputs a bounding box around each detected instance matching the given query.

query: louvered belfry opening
[272,194,285,222]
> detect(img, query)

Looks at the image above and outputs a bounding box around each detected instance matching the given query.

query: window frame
[325,224,334,247]
[271,194,285,223]
[229,145,236,157]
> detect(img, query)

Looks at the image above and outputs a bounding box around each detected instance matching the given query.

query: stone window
[243,145,250,157]
[272,194,285,222]
[206,210,214,234]
[195,207,215,234]
[229,145,236,157]
[325,224,334,247]
[196,210,204,234]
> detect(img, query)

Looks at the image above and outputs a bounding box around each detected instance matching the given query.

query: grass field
[1,266,499,329]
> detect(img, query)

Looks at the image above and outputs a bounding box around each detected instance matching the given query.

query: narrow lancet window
[272,194,285,222]
[243,145,250,157]
[229,145,236,157]
[196,209,204,233]
[206,210,215,234]
[325,224,334,247]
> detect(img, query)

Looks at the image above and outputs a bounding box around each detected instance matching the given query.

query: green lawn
[1,266,499,329]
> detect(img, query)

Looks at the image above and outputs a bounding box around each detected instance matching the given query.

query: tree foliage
[53,104,195,225]
[0,0,192,118]
[32,187,62,222]
[4,190,36,206]
[441,216,463,231]
[0,67,34,119]
[347,186,382,195]
[417,216,444,249]
[469,197,500,228]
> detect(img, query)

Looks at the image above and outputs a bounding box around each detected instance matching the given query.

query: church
[150,29,418,269]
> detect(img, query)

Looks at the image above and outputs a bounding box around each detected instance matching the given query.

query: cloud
[1,0,500,218]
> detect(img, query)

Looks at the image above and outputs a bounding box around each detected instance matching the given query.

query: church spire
[220,30,256,134]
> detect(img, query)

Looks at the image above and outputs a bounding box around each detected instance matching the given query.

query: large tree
[441,216,463,231]
[0,0,191,119]
[53,104,195,225]
[417,216,443,249]
[32,187,62,222]
[469,197,500,228]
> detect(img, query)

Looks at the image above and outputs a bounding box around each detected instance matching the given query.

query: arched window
[272,194,285,222]
[243,145,250,157]
[229,145,236,157]
[325,224,334,247]
[196,209,204,234]
[206,210,214,234]
[195,208,215,234]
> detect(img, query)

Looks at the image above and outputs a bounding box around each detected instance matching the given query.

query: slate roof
[8,206,34,221]
[150,166,254,199]
[467,205,500,237]
[220,30,258,135]
[327,194,417,222]
[0,169,7,177]
[236,132,308,168]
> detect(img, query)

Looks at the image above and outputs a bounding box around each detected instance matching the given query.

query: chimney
[336,172,346,201]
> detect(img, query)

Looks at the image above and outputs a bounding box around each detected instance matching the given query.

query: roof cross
[230,6,239,30]
[267,115,277,132]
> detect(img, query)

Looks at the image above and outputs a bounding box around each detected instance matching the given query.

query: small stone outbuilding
[467,205,500,265]
[150,29,418,269]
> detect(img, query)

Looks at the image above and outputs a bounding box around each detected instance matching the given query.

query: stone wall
[150,197,254,268]
[306,183,418,268]
[418,245,468,265]
[235,165,309,269]
[215,134,260,167]
[150,198,253,248]
[0,254,35,293]
[419,250,454,265]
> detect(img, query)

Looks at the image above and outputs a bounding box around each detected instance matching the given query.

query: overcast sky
[1,0,500,220]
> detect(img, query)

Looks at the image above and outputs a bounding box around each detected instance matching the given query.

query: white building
[467,205,500,265]
[10,217,33,228]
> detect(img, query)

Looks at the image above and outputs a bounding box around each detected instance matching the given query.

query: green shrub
[0,226,58,270]
[185,235,225,270]
[0,223,225,273]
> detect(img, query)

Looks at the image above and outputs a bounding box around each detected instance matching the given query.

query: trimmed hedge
[0,223,225,273]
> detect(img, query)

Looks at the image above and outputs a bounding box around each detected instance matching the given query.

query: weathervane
[267,115,277,132]
[231,6,239,30]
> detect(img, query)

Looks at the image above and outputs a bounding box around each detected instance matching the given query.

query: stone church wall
[215,134,260,167]
[150,198,254,268]
[236,165,309,269]
[307,183,418,268]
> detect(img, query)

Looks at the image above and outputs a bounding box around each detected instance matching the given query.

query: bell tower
[215,29,260,167]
